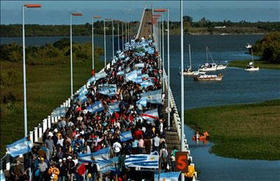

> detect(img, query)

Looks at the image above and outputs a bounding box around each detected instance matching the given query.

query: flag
[140,80,154,88]
[125,153,159,169]
[98,84,117,97]
[134,63,145,68]
[78,147,110,162]
[86,101,104,114]
[97,157,119,173]
[141,109,159,122]
[0,171,5,181]
[87,71,107,85]
[117,71,124,76]
[141,90,162,104]
[125,70,138,81]
[51,107,68,117]
[136,97,147,107]
[154,172,181,181]
[108,101,120,114]
[120,131,133,142]
[6,137,32,157]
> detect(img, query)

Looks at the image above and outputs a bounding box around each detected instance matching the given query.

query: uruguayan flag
[78,147,110,162]
[108,102,120,114]
[154,172,181,181]
[120,131,133,142]
[125,152,159,169]
[86,101,104,113]
[98,84,117,97]
[6,137,32,157]
[141,109,159,122]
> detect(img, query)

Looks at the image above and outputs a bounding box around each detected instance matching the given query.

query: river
[1,35,280,180]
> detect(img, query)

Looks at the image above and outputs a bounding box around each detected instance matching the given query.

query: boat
[198,47,227,72]
[182,44,195,75]
[193,73,223,81]
[244,50,259,71]
[245,43,252,49]
[245,62,259,72]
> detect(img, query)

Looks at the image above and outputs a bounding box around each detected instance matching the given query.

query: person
[38,157,48,181]
[45,136,55,159]
[185,163,195,181]
[48,162,60,181]
[113,141,122,156]
[57,158,67,181]
[153,134,160,152]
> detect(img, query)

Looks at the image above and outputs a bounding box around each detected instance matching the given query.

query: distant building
[214,26,226,29]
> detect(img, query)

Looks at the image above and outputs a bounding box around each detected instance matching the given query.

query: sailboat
[182,44,204,76]
[198,47,227,72]
[245,49,259,71]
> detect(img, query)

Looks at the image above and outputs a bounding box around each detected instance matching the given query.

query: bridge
[1,7,197,181]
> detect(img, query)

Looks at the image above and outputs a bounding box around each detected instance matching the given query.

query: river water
[1,35,280,180]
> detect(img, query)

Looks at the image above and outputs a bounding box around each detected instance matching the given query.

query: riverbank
[0,43,103,156]
[185,99,280,160]
[229,60,280,70]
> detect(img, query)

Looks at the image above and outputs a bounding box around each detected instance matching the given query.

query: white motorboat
[198,47,227,72]
[245,43,252,49]
[245,50,259,72]
[245,62,259,72]
[193,73,223,81]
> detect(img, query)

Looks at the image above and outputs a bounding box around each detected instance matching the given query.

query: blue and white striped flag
[108,101,120,114]
[126,70,138,81]
[125,152,159,169]
[141,89,162,104]
[140,80,154,88]
[120,130,133,142]
[6,137,32,157]
[134,63,145,68]
[51,107,68,117]
[96,157,119,173]
[86,101,104,113]
[78,147,110,162]
[87,71,107,85]
[98,84,117,97]
[154,172,181,181]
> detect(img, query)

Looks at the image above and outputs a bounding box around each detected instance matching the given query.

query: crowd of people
[4,37,195,181]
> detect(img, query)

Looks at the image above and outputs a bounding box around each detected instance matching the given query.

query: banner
[51,107,68,117]
[6,137,32,157]
[97,157,119,173]
[86,101,104,114]
[120,131,133,142]
[125,152,159,169]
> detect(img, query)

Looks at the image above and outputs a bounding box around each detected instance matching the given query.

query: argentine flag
[96,157,119,173]
[141,89,162,104]
[98,84,117,97]
[154,172,181,181]
[141,109,159,122]
[6,137,32,157]
[51,107,68,117]
[78,147,110,162]
[86,101,104,114]
[120,130,133,142]
[125,152,159,169]
[108,101,120,114]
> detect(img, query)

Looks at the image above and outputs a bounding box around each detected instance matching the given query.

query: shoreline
[185,99,280,160]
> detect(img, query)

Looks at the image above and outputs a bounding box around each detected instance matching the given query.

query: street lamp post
[22,4,42,137]
[70,12,82,97]
[117,22,120,50]
[122,22,124,50]
[103,19,107,67]
[154,8,170,129]
[112,20,114,58]
[92,16,101,71]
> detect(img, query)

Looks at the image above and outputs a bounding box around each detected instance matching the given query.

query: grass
[229,60,280,70]
[185,99,280,160]
[0,54,103,156]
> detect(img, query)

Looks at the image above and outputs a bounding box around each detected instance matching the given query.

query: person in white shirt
[113,141,122,156]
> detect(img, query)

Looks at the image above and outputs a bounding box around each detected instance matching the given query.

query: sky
[1,1,279,24]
